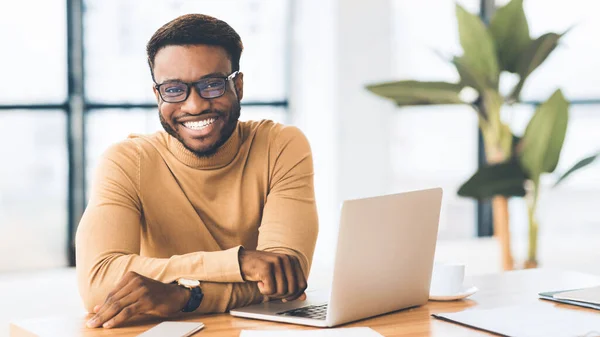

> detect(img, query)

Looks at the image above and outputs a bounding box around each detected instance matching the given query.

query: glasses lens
[197,78,226,98]
[159,82,188,102]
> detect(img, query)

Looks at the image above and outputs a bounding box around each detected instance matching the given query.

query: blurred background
[0,0,599,330]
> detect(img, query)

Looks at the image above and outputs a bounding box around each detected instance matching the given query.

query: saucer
[428,285,478,301]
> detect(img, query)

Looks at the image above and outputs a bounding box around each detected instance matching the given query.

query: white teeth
[183,118,217,130]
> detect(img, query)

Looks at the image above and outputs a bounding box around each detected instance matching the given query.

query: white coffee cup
[429,262,465,296]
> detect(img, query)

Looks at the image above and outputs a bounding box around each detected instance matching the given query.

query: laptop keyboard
[277,303,328,320]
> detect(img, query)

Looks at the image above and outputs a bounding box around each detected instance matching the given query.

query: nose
[180,86,210,114]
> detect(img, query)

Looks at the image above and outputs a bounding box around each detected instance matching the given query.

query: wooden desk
[10,269,600,337]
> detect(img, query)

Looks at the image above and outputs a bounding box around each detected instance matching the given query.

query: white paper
[137,321,204,337]
[435,302,600,337]
[240,327,383,337]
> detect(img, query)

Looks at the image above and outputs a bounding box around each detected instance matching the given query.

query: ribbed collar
[167,123,241,169]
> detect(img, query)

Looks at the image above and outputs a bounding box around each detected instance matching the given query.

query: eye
[165,86,184,93]
[161,83,187,96]
[199,79,225,90]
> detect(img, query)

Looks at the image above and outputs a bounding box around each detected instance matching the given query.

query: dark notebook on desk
[539,285,600,310]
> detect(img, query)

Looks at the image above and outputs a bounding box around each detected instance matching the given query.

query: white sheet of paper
[239,327,383,337]
[435,302,600,337]
[554,286,600,305]
[136,321,205,337]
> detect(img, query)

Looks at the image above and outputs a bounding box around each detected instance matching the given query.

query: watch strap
[181,285,203,312]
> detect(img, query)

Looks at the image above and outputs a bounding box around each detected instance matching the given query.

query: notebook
[553,286,600,305]
[539,286,600,310]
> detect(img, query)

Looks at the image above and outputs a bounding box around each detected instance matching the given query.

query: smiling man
[76,14,318,329]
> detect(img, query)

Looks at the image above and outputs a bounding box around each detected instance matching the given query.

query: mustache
[173,109,226,119]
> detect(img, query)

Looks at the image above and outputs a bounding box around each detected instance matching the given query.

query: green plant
[554,151,600,187]
[366,0,575,267]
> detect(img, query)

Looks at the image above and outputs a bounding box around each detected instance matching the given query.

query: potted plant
[366,0,581,269]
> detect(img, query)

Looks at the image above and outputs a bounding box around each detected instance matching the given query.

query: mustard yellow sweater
[75,120,319,313]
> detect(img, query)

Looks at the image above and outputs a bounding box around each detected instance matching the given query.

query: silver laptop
[230,188,443,327]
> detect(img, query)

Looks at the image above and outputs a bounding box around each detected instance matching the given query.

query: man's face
[152,45,243,157]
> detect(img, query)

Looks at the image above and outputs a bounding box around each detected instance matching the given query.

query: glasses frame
[154,71,239,103]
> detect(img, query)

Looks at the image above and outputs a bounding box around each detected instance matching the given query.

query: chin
[184,139,221,157]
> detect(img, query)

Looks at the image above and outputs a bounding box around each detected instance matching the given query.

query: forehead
[153,45,232,82]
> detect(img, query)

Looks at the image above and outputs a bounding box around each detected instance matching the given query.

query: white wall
[290,0,395,269]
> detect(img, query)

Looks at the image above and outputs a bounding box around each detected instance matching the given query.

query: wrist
[173,279,204,312]
[238,247,247,281]
[175,284,191,311]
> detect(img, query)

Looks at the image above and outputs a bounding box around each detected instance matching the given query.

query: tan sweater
[75,120,319,314]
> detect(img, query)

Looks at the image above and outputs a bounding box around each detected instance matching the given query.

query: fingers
[87,272,143,328]
[239,250,309,301]
[284,256,307,302]
[259,263,277,296]
[100,288,148,328]
[274,256,289,296]
[281,255,298,302]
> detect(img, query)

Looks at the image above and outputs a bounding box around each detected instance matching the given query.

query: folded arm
[76,140,260,313]
[78,126,318,324]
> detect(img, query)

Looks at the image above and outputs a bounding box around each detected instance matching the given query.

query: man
[76,14,318,329]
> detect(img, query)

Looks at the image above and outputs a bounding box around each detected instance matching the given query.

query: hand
[239,249,308,302]
[86,271,189,329]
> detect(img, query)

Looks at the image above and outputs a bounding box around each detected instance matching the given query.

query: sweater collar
[167,123,241,169]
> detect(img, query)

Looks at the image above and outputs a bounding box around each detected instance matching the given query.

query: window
[0,0,68,271]
[391,0,480,239]
[84,0,290,104]
[0,0,67,104]
[0,111,68,271]
[0,0,291,271]
[499,0,600,100]
[391,0,600,239]
[504,104,600,242]
[499,0,600,244]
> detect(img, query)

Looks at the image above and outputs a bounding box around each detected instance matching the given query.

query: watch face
[178,278,200,288]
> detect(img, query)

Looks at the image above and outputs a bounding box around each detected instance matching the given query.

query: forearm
[193,281,264,313]
[77,247,244,312]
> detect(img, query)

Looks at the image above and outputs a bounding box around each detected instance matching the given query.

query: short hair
[146,14,243,80]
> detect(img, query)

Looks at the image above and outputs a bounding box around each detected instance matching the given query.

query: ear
[233,72,244,101]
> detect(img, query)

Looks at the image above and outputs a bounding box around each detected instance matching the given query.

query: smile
[183,117,218,130]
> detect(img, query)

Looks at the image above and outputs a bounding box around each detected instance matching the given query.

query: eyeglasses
[154,71,239,103]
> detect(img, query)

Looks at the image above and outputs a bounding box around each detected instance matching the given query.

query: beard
[159,99,241,158]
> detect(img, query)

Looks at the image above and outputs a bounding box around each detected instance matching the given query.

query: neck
[168,124,241,169]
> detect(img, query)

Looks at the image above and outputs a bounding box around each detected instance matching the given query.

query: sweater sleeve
[257,126,319,278]
[75,140,254,313]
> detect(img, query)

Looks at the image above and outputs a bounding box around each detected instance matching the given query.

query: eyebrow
[159,72,229,84]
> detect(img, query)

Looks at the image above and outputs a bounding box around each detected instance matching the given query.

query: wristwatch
[175,278,204,312]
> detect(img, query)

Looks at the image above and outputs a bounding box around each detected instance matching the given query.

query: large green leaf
[453,56,488,93]
[456,4,499,90]
[520,89,569,179]
[365,81,464,106]
[458,160,528,198]
[510,32,562,101]
[489,0,531,73]
[554,151,600,187]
